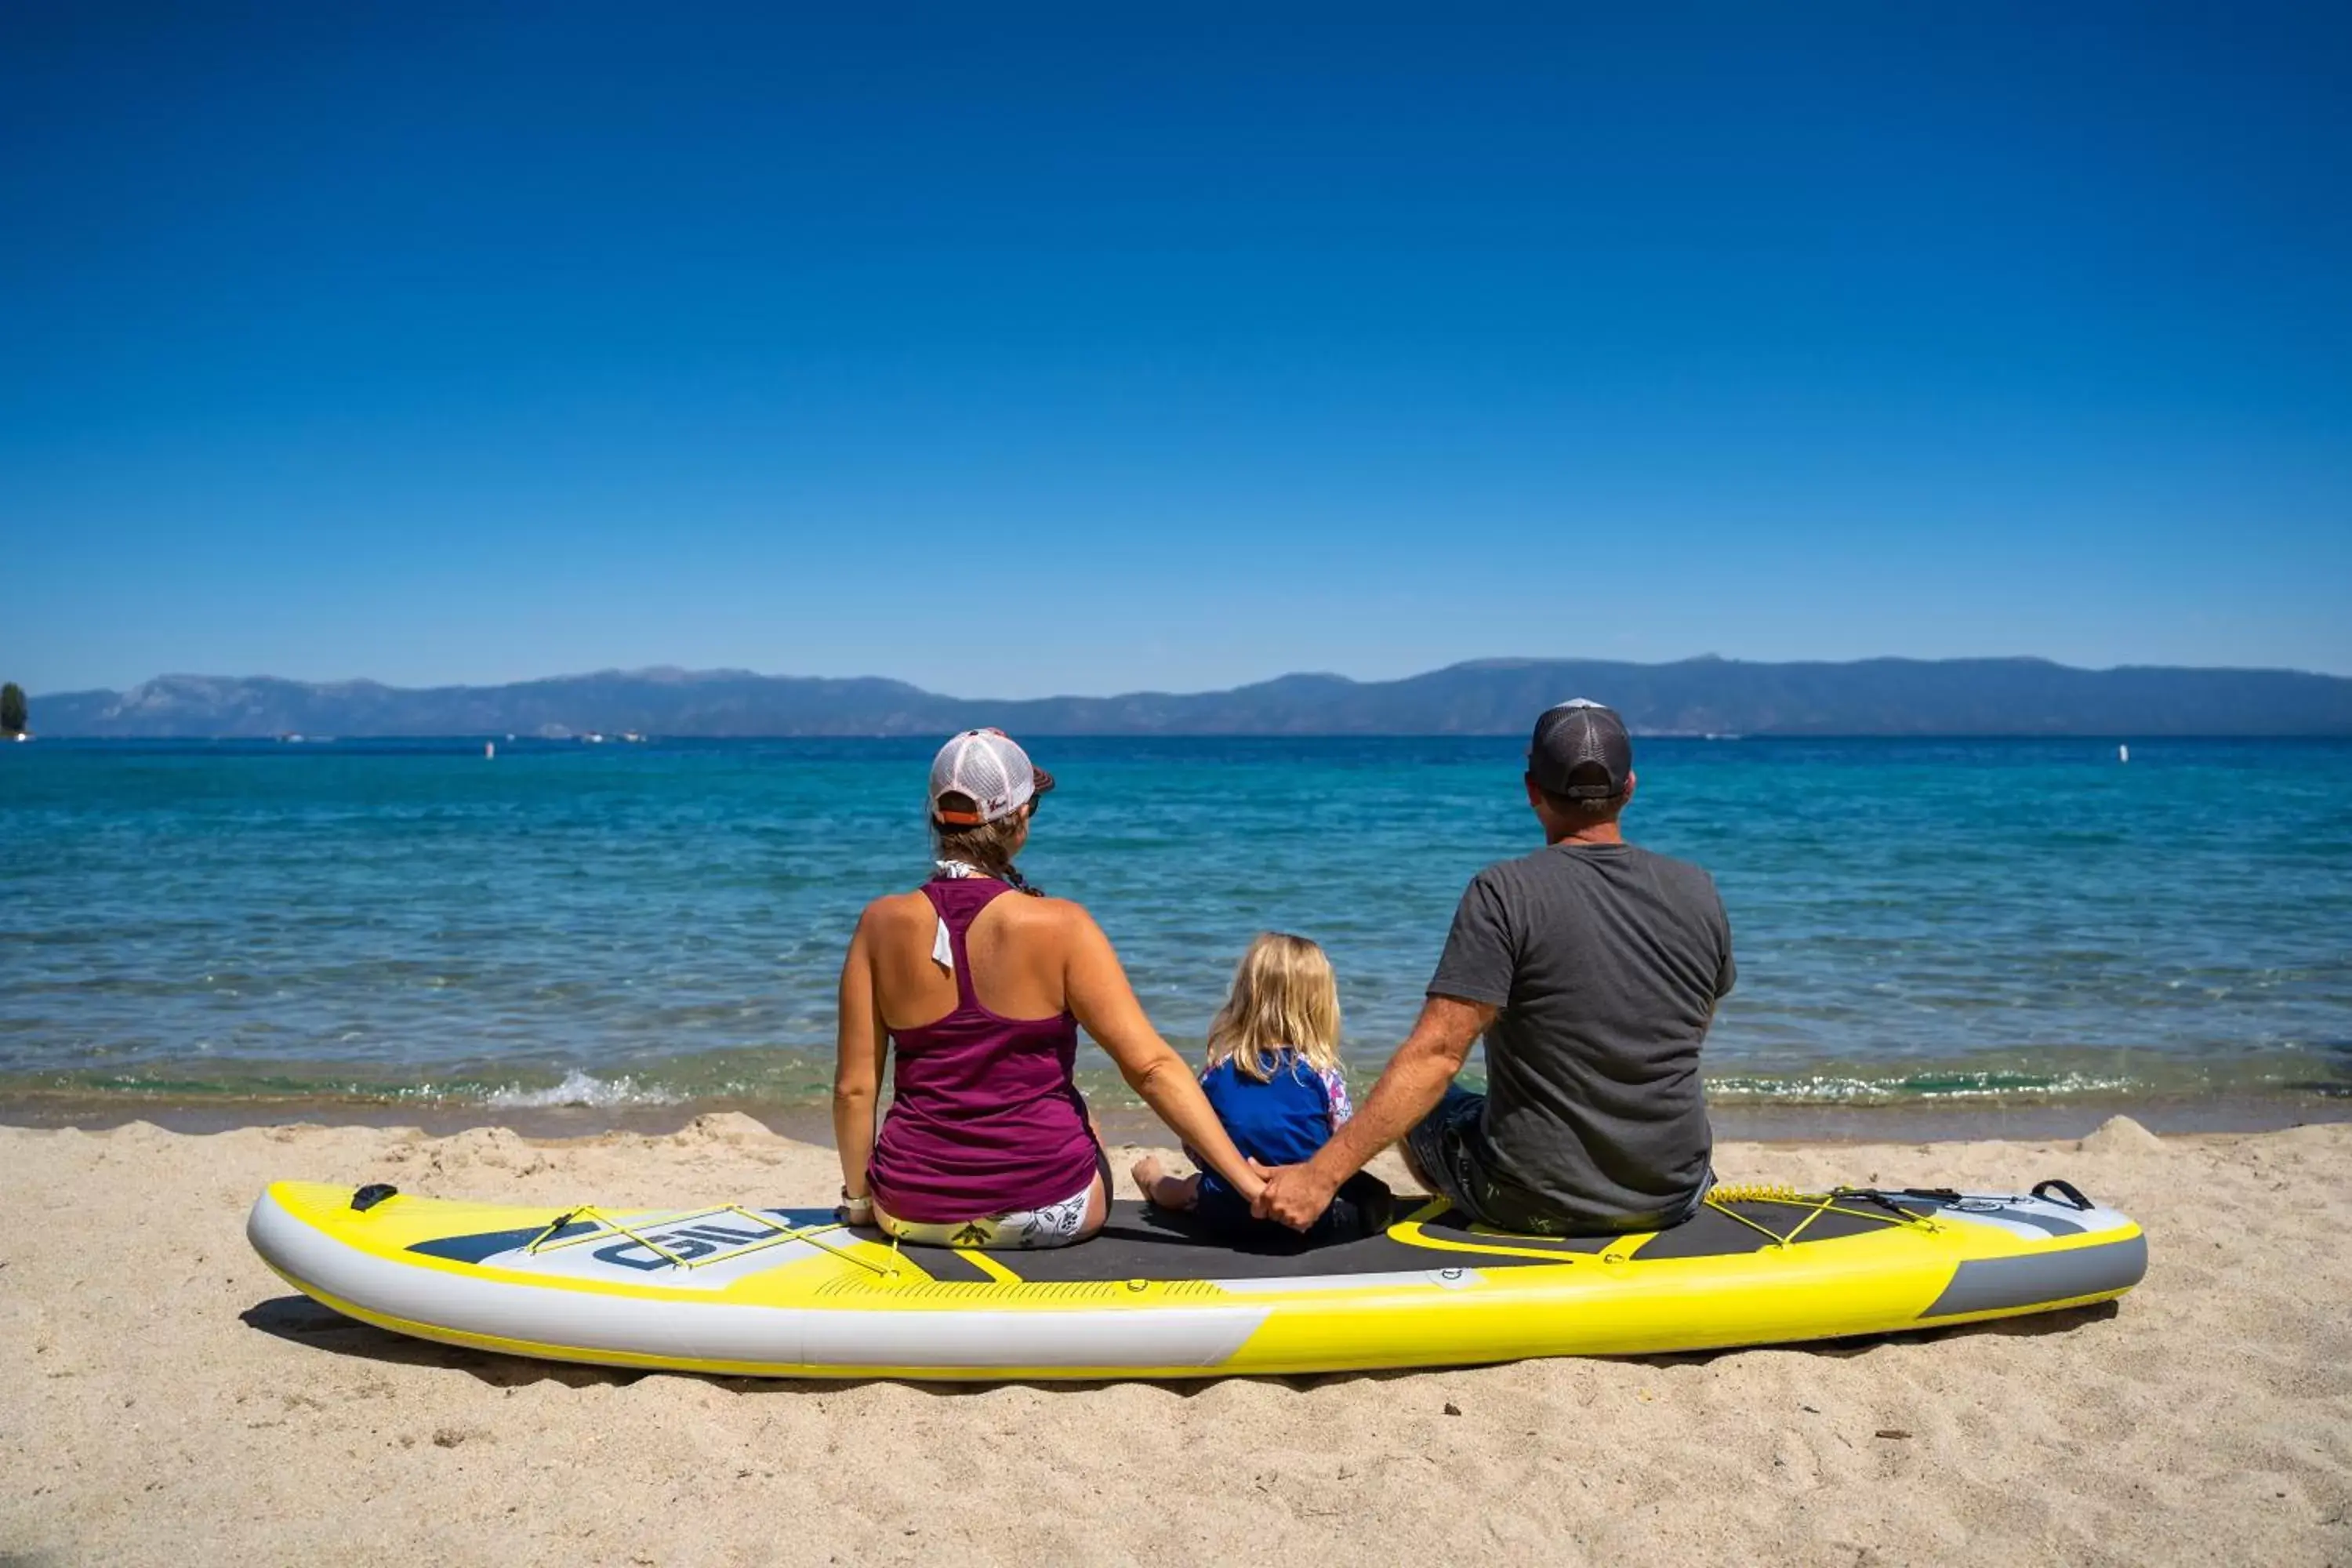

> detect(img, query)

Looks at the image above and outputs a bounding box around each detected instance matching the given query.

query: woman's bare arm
[831,909,890,1204]
[1061,906,1265,1205]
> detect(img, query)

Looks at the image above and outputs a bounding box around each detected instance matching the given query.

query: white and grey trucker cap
[929,729,1056,826]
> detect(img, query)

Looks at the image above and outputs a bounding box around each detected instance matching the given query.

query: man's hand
[1253,1160,1341,1232]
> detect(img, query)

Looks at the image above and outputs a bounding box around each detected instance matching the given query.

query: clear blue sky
[5,4,2347,697]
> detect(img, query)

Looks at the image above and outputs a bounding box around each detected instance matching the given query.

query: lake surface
[3,736,2348,1128]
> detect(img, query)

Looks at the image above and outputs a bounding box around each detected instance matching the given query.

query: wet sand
[3,1114,2348,1566]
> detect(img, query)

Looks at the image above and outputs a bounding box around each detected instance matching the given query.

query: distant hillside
[27,657,2352,738]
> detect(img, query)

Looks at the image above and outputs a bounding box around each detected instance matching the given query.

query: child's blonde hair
[1205,932,1342,1083]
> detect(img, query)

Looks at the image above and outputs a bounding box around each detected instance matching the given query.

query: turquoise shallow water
[2,736,2348,1117]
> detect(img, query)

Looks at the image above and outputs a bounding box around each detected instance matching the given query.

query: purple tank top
[865,877,1099,1224]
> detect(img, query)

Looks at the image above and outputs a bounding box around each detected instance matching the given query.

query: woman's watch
[838,1187,873,1220]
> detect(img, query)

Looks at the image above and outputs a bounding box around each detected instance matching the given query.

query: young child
[1131,932,1392,1243]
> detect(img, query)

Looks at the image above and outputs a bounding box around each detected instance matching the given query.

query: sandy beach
[4,1115,2347,1566]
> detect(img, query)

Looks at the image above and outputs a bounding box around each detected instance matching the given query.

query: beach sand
[3,1116,2346,1566]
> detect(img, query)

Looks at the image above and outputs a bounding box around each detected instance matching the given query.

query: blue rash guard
[1192,1049,1352,1204]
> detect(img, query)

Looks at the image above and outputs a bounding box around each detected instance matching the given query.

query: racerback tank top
[865,877,1099,1223]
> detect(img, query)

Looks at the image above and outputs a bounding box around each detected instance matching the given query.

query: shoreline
[5,1087,2347,1145]
[5,1114,2347,1562]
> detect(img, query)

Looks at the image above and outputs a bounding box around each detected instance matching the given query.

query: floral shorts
[874,1149,1109,1251]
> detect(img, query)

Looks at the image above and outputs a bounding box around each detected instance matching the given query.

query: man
[1254,699,1735,1236]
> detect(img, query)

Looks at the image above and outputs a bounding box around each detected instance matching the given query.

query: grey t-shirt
[1428,840,1735,1232]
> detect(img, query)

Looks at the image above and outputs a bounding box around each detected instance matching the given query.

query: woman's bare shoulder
[970,889,1081,926]
[857,890,934,934]
[1002,894,1102,945]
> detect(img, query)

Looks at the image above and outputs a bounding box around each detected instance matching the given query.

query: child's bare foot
[1131,1155,1202,1211]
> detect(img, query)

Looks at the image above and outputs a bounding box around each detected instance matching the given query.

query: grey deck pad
[847,1196,1913,1284]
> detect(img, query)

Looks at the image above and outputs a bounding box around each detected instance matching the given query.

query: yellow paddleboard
[248,1178,2143,1381]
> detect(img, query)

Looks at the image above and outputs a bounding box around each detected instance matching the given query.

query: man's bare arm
[1252,993,1496,1229]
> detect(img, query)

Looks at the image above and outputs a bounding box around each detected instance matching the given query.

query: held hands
[1227,1157,1271,1211]
[1251,1160,1341,1232]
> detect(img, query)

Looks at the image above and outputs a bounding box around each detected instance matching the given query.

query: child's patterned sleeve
[1318,1065,1355,1133]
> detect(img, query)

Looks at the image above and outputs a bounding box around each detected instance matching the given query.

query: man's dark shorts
[1404,1087,1708,1237]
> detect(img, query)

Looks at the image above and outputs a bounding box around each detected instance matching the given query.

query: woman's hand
[1233,1156,1275,1208]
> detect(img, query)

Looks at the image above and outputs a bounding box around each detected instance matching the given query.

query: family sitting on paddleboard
[831,700,1737,1249]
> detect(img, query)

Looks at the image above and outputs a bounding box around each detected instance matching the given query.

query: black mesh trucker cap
[1528,699,1633,800]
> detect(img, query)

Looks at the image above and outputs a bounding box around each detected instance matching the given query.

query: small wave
[480,1069,682,1109]
[1705,1069,2141,1105]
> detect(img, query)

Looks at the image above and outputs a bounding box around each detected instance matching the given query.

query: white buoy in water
[485,742,495,760]
[2118,743,2129,764]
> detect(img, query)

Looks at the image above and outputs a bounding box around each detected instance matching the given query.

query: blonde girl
[1132,933,1392,1243]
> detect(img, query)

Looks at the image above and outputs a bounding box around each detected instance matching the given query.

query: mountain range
[21,657,2352,737]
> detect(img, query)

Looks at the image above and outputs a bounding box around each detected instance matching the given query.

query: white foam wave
[1706,1069,2142,1103]
[481,1069,682,1109]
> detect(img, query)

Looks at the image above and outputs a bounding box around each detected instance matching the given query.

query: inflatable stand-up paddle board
[249,1178,2143,1381]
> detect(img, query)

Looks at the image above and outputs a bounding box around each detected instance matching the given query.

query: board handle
[2030,1178,2094,1211]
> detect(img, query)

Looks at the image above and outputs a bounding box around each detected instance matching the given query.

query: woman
[832,728,1265,1247]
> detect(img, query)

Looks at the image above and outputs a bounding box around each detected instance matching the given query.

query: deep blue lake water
[3,736,2348,1122]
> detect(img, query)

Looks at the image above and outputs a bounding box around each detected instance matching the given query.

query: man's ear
[1523,773,1559,834]
[1622,769,1638,806]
